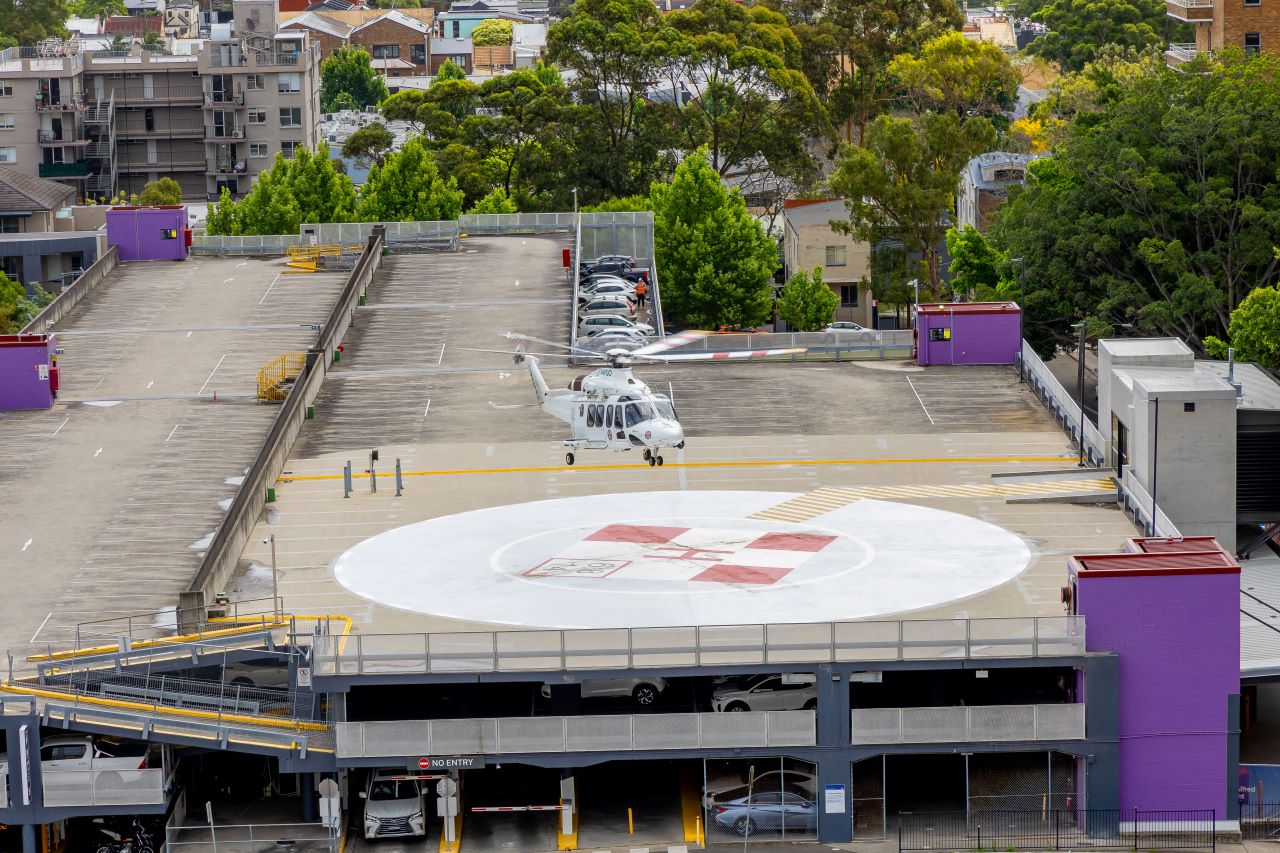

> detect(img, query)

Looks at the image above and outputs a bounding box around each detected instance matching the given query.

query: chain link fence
[853,755,886,839]
[899,809,1217,852]
[968,751,1079,813]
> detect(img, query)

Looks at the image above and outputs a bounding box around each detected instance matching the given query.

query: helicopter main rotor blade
[454,346,587,360]
[628,330,710,358]
[638,347,808,362]
[503,332,600,358]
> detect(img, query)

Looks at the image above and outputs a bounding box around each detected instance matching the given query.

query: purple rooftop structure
[0,334,59,410]
[915,301,1021,366]
[105,205,189,262]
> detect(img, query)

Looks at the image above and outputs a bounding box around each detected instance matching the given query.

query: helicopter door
[585,403,607,445]
[606,403,623,445]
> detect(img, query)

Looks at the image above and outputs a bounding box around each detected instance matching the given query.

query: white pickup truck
[0,735,150,776]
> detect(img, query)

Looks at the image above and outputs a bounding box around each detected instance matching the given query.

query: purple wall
[0,335,56,410]
[916,309,1021,366]
[1077,571,1239,814]
[106,206,189,262]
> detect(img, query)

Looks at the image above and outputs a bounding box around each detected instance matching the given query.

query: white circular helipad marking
[332,491,1031,629]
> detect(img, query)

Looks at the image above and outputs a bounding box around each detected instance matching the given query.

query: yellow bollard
[628,807,634,835]
[696,814,702,846]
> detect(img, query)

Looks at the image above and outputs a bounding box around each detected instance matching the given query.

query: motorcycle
[94,817,155,853]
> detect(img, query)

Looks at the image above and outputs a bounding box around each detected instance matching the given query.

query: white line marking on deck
[198,353,227,395]
[21,539,33,552]
[258,272,282,305]
[166,424,180,442]
[905,375,936,426]
[146,380,154,389]
[424,399,431,418]
[30,612,52,643]
[52,417,69,436]
[94,448,103,457]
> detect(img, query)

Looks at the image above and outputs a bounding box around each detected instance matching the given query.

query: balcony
[35,96,88,112]
[1165,0,1213,19]
[251,51,303,68]
[120,157,208,172]
[37,130,89,146]
[208,160,248,175]
[39,161,91,178]
[1165,42,1199,66]
[336,711,815,758]
[205,126,245,141]
[118,121,207,139]
[851,703,1086,745]
[113,85,206,105]
[204,92,245,107]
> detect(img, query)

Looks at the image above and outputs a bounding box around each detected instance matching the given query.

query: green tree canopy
[651,150,779,329]
[73,0,125,17]
[1026,0,1187,72]
[137,177,182,206]
[831,113,995,300]
[472,18,513,45]
[777,266,838,331]
[945,225,1005,297]
[435,58,467,82]
[1204,284,1280,370]
[206,148,357,235]
[887,31,1019,120]
[467,187,518,214]
[320,46,390,112]
[582,195,653,213]
[342,122,394,165]
[359,137,465,222]
[0,272,53,334]
[991,50,1280,356]
[0,0,69,46]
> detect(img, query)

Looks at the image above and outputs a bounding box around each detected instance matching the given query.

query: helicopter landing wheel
[648,456,656,467]
[643,449,652,461]
[565,452,575,466]
[656,455,664,467]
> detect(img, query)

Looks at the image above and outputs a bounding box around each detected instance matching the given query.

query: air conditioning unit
[233,129,243,138]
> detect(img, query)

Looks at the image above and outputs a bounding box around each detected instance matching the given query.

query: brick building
[349,10,432,77]
[279,11,356,61]
[1165,0,1280,65]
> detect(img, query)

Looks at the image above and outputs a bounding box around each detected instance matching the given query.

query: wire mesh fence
[898,809,1217,852]
[1240,802,1280,839]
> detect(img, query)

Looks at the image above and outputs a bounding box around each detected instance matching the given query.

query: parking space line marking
[30,612,52,643]
[166,424,181,442]
[52,417,69,436]
[198,353,228,395]
[905,375,935,425]
[258,272,282,305]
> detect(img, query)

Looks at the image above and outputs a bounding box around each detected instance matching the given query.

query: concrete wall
[1097,338,1194,448]
[0,334,56,410]
[1076,569,1239,817]
[917,310,1020,366]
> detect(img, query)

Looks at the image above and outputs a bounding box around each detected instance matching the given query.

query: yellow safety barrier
[28,617,291,663]
[257,351,308,402]
[285,244,364,273]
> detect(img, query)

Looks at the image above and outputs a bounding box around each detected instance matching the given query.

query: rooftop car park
[0,214,1275,852]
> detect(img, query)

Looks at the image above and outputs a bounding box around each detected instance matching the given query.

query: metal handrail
[851,703,1086,744]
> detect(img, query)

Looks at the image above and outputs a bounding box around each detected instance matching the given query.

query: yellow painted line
[278,456,1075,482]
[28,619,290,662]
[1,683,330,732]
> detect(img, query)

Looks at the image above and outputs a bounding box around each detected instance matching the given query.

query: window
[371,44,400,59]
[451,20,460,37]
[840,285,858,307]
[1184,402,1196,413]
[246,74,265,90]
[411,44,426,64]
[249,142,268,157]
[0,147,15,163]
[281,140,299,157]
[0,216,21,233]
[247,107,266,124]
[0,114,13,130]
[1245,0,1260,7]
[0,82,11,97]
[277,72,301,93]
[1246,32,1261,55]
[825,245,847,266]
[279,107,302,127]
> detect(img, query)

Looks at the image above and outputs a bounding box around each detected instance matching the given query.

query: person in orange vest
[635,279,647,310]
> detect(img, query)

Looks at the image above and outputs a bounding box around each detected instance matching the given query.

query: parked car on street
[579,315,654,336]
[540,677,669,706]
[825,321,877,338]
[712,792,817,836]
[711,673,816,712]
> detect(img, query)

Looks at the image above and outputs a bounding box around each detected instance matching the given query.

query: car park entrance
[703,757,818,844]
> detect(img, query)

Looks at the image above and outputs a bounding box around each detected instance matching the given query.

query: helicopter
[490,332,805,467]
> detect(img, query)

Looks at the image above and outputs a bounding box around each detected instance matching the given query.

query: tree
[0,272,53,334]
[651,150,779,329]
[137,177,182,205]
[778,266,838,331]
[206,148,357,235]
[329,91,360,113]
[991,50,1280,356]
[359,137,464,222]
[142,30,162,48]
[945,225,1004,297]
[472,18,513,46]
[463,69,568,205]
[342,122,394,165]
[831,113,996,300]
[1026,0,1187,72]
[435,59,467,82]
[73,0,126,17]
[320,46,389,112]
[887,32,1019,121]
[0,0,70,46]
[467,187,517,214]
[1204,284,1280,370]
[582,195,652,213]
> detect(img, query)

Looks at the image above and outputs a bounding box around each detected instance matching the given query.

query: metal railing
[313,616,1085,677]
[1241,802,1280,839]
[192,234,308,254]
[40,768,166,808]
[1117,469,1181,537]
[852,703,1085,745]
[1019,340,1105,465]
[898,809,1218,852]
[1166,43,1199,62]
[336,710,814,758]
[166,820,339,853]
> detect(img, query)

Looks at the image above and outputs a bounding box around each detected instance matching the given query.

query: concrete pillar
[1227,693,1241,821]
[21,824,36,853]
[1083,654,1120,811]
[816,666,852,843]
[300,773,317,821]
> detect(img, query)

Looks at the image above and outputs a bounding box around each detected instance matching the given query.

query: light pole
[1072,322,1088,466]
[909,278,920,328]
[1010,258,1025,380]
[571,187,578,215]
[1148,396,1160,535]
[264,534,279,619]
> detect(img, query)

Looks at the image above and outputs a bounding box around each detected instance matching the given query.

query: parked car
[712,792,817,836]
[580,254,634,271]
[578,283,637,304]
[711,673,816,712]
[579,332,648,353]
[580,297,637,319]
[714,325,768,334]
[579,315,654,336]
[581,273,642,289]
[540,677,669,706]
[582,260,635,276]
[360,770,427,839]
[0,735,150,778]
[825,321,877,338]
[704,768,817,806]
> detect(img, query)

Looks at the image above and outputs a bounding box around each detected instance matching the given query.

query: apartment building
[1165,0,1280,65]
[0,0,322,202]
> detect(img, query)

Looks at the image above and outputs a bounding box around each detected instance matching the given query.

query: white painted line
[437,344,445,365]
[186,331,193,338]
[198,353,228,395]
[905,375,935,425]
[237,261,248,267]
[258,271,282,305]
[166,424,181,442]
[21,538,33,552]
[52,417,69,436]
[222,277,234,283]
[94,447,103,458]
[30,612,52,643]
[91,376,105,392]
[146,380,154,389]
[424,399,431,418]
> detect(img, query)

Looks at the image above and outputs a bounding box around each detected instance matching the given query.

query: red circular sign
[418,758,431,770]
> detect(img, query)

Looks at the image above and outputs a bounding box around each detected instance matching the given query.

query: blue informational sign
[1239,764,1280,811]
[824,784,846,814]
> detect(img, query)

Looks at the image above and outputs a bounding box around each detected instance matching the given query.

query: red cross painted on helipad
[523,523,837,585]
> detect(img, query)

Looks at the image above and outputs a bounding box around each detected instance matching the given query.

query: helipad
[332,490,1032,628]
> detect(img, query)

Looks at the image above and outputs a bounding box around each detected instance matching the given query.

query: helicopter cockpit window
[655,400,676,420]
[625,401,656,427]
